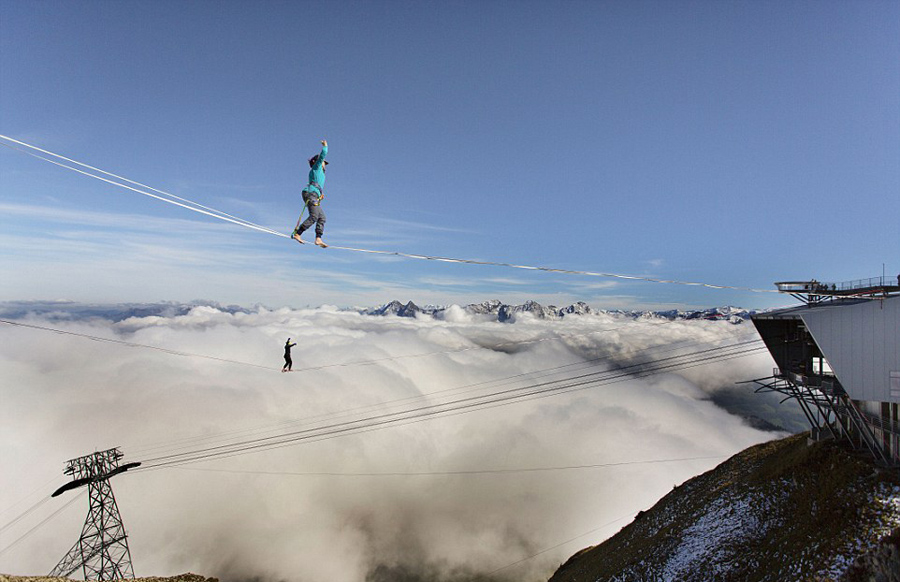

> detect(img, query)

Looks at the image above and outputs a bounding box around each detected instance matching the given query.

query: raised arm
[315,139,328,168]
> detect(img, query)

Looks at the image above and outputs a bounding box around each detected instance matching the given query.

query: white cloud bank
[0,305,783,582]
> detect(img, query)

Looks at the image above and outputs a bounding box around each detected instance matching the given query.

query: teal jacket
[304,144,327,198]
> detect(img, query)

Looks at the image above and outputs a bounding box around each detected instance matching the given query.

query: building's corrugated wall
[800,296,900,403]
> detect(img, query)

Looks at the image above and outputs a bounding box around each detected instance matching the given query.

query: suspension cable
[176,454,728,477]
[0,318,273,370]
[136,340,765,470]
[1,134,791,294]
[128,331,760,459]
[125,327,725,456]
[0,491,85,558]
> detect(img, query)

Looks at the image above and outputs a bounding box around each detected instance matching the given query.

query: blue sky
[1,0,897,310]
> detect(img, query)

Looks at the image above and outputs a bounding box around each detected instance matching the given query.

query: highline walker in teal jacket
[292,139,329,247]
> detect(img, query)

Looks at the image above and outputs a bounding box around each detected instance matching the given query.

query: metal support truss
[744,374,894,467]
[49,448,136,580]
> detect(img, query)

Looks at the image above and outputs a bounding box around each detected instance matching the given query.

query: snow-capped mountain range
[0,299,757,324]
[363,299,756,324]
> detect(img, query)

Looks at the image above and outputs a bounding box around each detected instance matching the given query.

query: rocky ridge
[548,434,900,582]
[0,299,756,325]
[364,299,754,323]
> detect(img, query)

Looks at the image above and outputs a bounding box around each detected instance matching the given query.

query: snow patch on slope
[661,489,786,580]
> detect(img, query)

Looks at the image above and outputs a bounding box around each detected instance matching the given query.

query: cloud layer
[1,305,785,581]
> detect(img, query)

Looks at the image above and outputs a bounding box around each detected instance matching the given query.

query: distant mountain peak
[362,300,752,323]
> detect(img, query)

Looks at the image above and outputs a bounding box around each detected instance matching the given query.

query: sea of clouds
[0,304,790,582]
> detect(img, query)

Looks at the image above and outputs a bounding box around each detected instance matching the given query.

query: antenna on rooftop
[48,447,140,580]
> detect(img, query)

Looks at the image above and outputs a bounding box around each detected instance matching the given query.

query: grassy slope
[548,434,900,582]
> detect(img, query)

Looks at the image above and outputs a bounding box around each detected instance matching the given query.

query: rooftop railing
[834,275,900,291]
[776,275,900,295]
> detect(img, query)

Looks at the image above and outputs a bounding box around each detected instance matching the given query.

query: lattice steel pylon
[48,448,140,580]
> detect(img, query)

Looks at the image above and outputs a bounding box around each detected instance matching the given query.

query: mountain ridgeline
[0,299,755,324]
[548,434,900,582]
[364,299,754,323]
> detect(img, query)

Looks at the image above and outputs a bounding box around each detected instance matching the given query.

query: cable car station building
[749,276,900,466]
